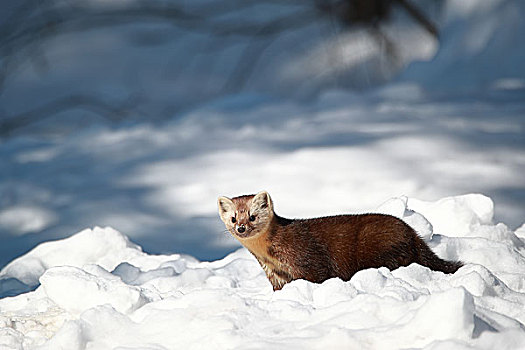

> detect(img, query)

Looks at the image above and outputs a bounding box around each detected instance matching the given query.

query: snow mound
[0,227,145,288]
[1,194,525,349]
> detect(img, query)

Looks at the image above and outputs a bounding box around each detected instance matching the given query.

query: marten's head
[217,191,274,239]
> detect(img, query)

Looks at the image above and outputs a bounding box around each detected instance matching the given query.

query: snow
[1,0,524,347]
[0,206,57,236]
[1,194,525,349]
[401,0,525,91]
[4,85,523,270]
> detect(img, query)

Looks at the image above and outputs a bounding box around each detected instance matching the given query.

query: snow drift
[1,194,524,349]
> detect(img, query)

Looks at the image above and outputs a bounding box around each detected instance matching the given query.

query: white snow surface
[1,194,525,349]
[1,0,525,346]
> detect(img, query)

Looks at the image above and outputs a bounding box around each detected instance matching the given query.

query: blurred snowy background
[1,0,524,268]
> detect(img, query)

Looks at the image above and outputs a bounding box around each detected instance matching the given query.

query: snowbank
[1,194,524,349]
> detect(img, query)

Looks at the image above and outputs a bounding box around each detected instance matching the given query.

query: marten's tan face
[218,191,274,239]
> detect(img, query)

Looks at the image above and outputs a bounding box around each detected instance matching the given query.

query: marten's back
[274,214,440,281]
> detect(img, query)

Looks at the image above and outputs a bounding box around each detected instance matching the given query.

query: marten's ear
[251,191,273,215]
[217,196,235,223]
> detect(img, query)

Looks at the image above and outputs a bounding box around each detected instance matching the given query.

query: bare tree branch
[396,0,439,38]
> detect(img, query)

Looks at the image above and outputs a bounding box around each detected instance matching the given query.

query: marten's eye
[231,217,236,223]
[249,215,256,222]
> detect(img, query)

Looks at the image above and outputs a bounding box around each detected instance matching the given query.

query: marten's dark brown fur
[218,191,462,290]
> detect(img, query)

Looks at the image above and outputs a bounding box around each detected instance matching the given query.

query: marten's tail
[416,239,463,274]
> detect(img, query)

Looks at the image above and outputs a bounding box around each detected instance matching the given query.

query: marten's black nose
[237,226,245,233]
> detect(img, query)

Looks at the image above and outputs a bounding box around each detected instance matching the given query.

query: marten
[217,191,463,290]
